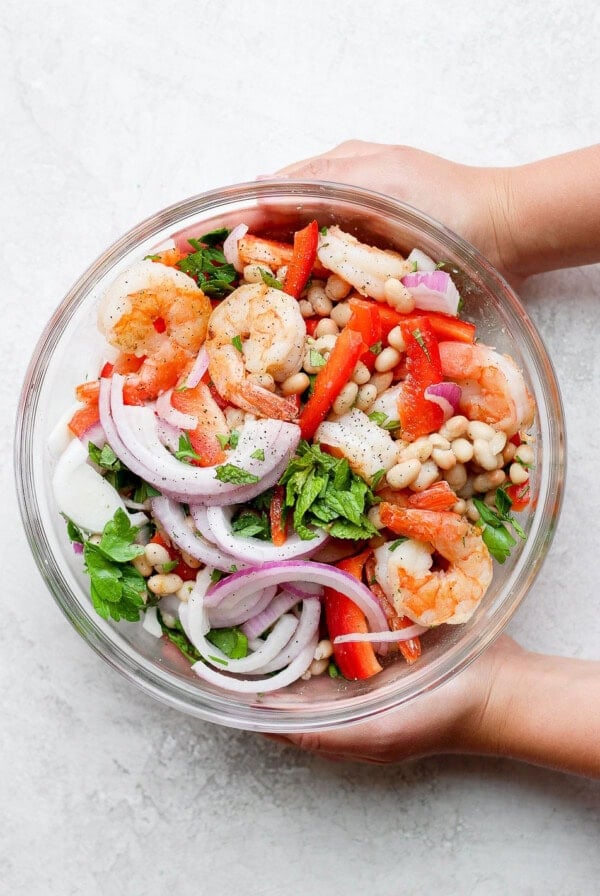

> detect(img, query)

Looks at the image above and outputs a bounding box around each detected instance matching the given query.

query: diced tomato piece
[149,532,198,582]
[68,402,100,438]
[324,550,383,681]
[171,382,228,467]
[75,381,101,403]
[504,482,530,512]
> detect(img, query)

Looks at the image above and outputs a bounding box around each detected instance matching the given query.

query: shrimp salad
[53,220,535,693]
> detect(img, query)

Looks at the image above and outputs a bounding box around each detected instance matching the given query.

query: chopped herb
[176,233,237,298]
[143,253,160,261]
[216,433,230,450]
[206,626,249,659]
[259,269,283,290]
[231,509,270,540]
[368,412,400,431]
[251,448,265,461]
[65,517,84,544]
[410,260,418,272]
[82,509,147,622]
[369,341,383,355]
[328,660,341,678]
[229,429,240,449]
[370,468,387,490]
[210,569,226,584]
[231,334,243,353]
[133,481,161,503]
[320,226,329,235]
[412,327,431,362]
[309,348,327,368]
[389,537,408,551]
[159,615,202,663]
[279,441,379,541]
[214,463,260,485]
[160,559,179,574]
[473,488,526,563]
[208,655,229,666]
[88,442,122,472]
[175,433,202,464]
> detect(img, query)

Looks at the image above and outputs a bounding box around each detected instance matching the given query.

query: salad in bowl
[16,181,563,730]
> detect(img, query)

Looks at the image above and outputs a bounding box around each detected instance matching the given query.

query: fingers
[274,140,382,179]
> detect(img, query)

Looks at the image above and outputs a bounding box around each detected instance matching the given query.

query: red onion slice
[223,223,249,273]
[184,346,210,389]
[424,382,462,422]
[207,585,277,628]
[401,270,460,316]
[151,496,245,571]
[334,623,427,645]
[156,389,197,431]
[202,560,389,652]
[257,598,321,674]
[241,589,302,640]
[190,636,318,694]
[204,504,330,564]
[106,375,300,504]
[78,420,106,450]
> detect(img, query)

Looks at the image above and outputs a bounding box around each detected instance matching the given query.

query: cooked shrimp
[317,226,414,303]
[438,341,535,436]
[98,260,212,401]
[204,282,306,420]
[374,505,493,626]
[237,233,329,278]
[316,408,398,482]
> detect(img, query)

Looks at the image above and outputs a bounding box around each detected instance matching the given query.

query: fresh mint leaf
[231,335,243,353]
[251,448,265,461]
[370,468,386,490]
[229,429,240,449]
[206,627,248,659]
[175,433,202,464]
[231,510,271,540]
[133,481,161,503]
[309,348,327,369]
[88,442,122,471]
[214,463,260,485]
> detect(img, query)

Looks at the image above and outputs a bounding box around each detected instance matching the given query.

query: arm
[275,141,600,284]
[272,637,600,779]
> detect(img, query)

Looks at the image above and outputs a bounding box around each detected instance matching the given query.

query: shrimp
[98,260,212,401]
[374,505,493,626]
[204,282,306,420]
[438,341,535,436]
[315,408,398,482]
[317,225,414,303]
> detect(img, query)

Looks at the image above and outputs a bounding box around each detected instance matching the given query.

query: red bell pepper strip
[149,532,199,582]
[397,318,444,440]
[347,297,383,370]
[375,304,476,344]
[283,220,319,299]
[324,549,383,681]
[504,482,530,512]
[269,485,287,546]
[299,326,366,440]
[67,401,100,438]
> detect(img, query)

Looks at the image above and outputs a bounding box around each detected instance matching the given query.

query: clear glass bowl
[15,181,565,732]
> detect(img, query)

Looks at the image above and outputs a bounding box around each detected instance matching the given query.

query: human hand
[275,141,519,285]
[269,635,525,765]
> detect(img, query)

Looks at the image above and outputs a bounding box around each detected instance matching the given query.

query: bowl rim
[15,178,566,732]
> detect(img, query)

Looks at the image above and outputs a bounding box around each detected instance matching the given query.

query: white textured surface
[3,1,600,893]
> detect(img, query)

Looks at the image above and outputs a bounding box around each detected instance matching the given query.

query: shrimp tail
[231,383,299,422]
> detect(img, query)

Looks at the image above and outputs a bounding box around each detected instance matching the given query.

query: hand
[275,141,519,285]
[269,635,525,765]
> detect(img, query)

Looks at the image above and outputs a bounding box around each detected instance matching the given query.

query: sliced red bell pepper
[375,304,476,344]
[67,401,100,438]
[299,326,366,440]
[171,382,228,467]
[347,297,382,370]
[283,220,319,299]
[324,549,383,681]
[397,318,444,440]
[269,485,287,546]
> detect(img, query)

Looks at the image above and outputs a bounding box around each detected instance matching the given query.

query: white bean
[332,381,359,416]
[451,437,474,464]
[281,372,310,396]
[308,658,330,676]
[374,346,401,373]
[355,383,378,412]
[330,302,352,327]
[145,542,171,568]
[314,318,339,338]
[473,469,506,494]
[386,459,422,489]
[509,462,530,485]
[515,444,535,466]
[351,360,371,385]
[369,371,394,395]
[429,433,451,450]
[431,447,456,471]
[473,437,501,471]
[397,436,432,463]
[444,462,467,491]
[314,639,334,661]
[440,415,469,440]
[298,299,313,318]
[465,499,480,522]
[387,325,406,353]
[467,420,497,442]
[314,334,337,354]
[325,274,351,301]
[409,459,440,492]
[307,284,333,317]
[147,573,184,596]
[176,581,195,602]
[489,430,508,456]
[383,277,416,312]
[132,554,153,577]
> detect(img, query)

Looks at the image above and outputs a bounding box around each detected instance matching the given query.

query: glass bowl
[15,180,565,732]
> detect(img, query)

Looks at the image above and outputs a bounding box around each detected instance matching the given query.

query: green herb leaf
[309,348,327,368]
[214,463,260,485]
[210,569,225,584]
[98,508,145,563]
[473,490,526,564]
[369,341,383,355]
[231,335,243,353]
[206,627,249,659]
[176,233,237,298]
[175,433,202,464]
[320,226,329,236]
[133,481,161,503]
[88,442,122,472]
[251,448,265,461]
[159,615,203,663]
[389,537,408,551]
[65,517,84,544]
[259,269,283,290]
[198,227,230,246]
[231,510,271,540]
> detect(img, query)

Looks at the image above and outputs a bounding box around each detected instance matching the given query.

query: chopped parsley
[369,341,383,356]
[473,488,526,564]
[231,335,243,353]
[279,441,379,541]
[159,615,203,664]
[368,411,400,431]
[309,348,327,369]
[176,231,237,298]
[319,225,329,236]
[175,433,202,464]
[206,627,249,659]
[251,448,265,461]
[259,269,283,290]
[66,509,148,622]
[214,463,260,485]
